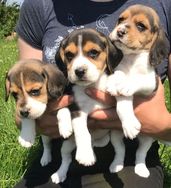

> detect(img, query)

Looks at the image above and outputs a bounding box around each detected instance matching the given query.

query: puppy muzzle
[117,26,127,38]
[20,109,29,118]
[75,67,87,79]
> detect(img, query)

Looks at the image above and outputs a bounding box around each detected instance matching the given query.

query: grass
[0,39,171,187]
[0,39,40,187]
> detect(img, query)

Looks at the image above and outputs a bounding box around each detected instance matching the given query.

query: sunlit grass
[0,39,39,187]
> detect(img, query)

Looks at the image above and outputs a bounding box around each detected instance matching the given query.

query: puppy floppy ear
[55,37,69,78]
[43,64,67,99]
[5,72,11,102]
[149,28,169,66]
[106,38,123,73]
[55,48,68,78]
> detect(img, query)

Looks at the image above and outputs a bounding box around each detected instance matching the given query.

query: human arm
[17,37,43,60]
[87,76,171,141]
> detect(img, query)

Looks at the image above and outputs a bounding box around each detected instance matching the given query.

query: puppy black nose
[117,27,127,38]
[20,110,29,118]
[75,68,86,79]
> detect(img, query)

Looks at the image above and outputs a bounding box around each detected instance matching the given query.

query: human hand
[36,95,73,138]
[86,78,171,141]
[86,88,121,130]
[133,78,171,140]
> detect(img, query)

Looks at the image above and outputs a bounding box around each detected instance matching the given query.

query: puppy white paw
[106,75,119,96]
[18,135,35,148]
[109,161,124,173]
[59,126,73,139]
[40,151,52,166]
[76,147,96,166]
[117,83,136,96]
[135,164,150,178]
[51,172,66,184]
[57,108,73,139]
[106,72,126,96]
[122,119,141,139]
[106,81,118,96]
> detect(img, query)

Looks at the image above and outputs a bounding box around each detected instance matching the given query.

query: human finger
[47,95,74,112]
[85,87,116,106]
[89,107,118,121]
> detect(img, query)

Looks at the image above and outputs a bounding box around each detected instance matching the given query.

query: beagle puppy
[106,5,169,177]
[51,28,121,184]
[5,59,67,166]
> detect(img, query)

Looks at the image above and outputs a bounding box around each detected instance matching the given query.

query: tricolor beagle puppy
[5,59,67,166]
[51,28,121,184]
[106,4,169,177]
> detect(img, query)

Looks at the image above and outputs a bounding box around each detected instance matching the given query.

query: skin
[17,37,171,141]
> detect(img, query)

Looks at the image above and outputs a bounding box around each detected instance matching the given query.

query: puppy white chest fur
[118,52,153,74]
[73,73,108,112]
[109,51,156,96]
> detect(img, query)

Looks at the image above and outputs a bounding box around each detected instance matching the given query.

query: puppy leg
[116,96,141,139]
[72,111,96,166]
[93,130,110,147]
[134,135,154,178]
[51,137,75,184]
[57,107,73,139]
[18,118,36,148]
[40,135,52,166]
[110,130,125,173]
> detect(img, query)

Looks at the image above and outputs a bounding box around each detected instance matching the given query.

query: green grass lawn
[0,39,171,187]
[0,39,40,187]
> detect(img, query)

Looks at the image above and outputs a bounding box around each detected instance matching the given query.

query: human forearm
[88,78,171,141]
[17,37,42,60]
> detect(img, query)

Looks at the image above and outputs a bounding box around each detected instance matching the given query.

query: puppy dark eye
[11,92,18,100]
[29,89,40,96]
[118,17,125,24]
[87,49,100,59]
[136,22,147,32]
[65,51,75,62]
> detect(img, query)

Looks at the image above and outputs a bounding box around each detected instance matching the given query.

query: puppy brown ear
[55,48,68,78]
[5,72,10,101]
[149,29,169,66]
[107,38,123,73]
[43,64,67,99]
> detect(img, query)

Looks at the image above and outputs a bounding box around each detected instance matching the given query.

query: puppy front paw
[106,72,127,96]
[57,108,73,139]
[58,125,73,139]
[76,147,96,166]
[117,83,136,96]
[122,118,141,139]
[106,75,118,96]
[18,135,35,148]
